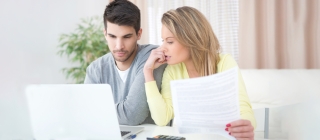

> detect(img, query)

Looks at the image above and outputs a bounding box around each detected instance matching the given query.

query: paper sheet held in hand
[170,67,240,140]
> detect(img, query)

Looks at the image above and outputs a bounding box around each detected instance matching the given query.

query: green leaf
[57,16,108,83]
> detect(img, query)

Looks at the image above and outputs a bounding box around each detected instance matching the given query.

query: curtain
[239,0,320,69]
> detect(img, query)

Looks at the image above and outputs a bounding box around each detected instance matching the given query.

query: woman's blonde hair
[162,6,220,76]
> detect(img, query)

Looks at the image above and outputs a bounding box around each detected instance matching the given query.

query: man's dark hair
[103,0,140,34]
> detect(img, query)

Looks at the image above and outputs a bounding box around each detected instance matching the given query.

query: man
[84,0,166,125]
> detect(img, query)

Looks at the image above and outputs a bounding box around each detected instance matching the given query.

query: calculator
[146,135,186,140]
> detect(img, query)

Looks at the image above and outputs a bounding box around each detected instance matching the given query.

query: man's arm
[116,55,166,125]
[84,57,149,125]
[84,62,147,125]
[84,49,165,125]
[115,69,148,125]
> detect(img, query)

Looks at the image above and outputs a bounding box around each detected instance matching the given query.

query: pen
[126,134,136,139]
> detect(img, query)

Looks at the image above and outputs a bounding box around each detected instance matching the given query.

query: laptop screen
[26,84,122,140]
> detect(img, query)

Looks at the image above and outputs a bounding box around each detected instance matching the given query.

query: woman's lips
[165,55,171,61]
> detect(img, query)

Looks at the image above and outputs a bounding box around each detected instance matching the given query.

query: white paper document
[170,67,240,140]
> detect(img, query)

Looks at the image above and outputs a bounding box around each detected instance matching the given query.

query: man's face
[104,22,142,62]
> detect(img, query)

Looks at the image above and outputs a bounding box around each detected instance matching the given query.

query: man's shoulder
[139,44,159,50]
[88,53,113,69]
[137,44,159,56]
[84,53,113,83]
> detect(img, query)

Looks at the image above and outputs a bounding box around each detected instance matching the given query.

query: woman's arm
[219,54,256,139]
[144,48,174,126]
[145,67,174,126]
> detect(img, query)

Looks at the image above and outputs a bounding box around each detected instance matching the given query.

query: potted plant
[57,16,109,83]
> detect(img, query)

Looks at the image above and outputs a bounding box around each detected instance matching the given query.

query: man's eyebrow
[123,33,133,37]
[107,33,116,36]
[107,33,134,37]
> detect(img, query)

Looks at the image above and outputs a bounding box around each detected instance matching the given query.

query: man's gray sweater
[84,44,166,125]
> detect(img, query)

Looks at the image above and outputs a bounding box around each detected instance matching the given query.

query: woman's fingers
[156,52,165,63]
[151,49,166,63]
[229,125,254,133]
[229,119,252,127]
[226,119,254,140]
[145,49,166,70]
[234,138,253,140]
[230,132,254,140]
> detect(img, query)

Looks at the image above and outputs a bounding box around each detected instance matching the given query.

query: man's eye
[110,36,116,38]
[124,36,131,38]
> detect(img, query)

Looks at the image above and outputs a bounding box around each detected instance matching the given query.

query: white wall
[0,0,108,139]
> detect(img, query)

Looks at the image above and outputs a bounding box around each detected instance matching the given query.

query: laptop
[25,84,144,140]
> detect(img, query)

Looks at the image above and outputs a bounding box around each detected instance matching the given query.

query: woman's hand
[144,48,167,82]
[226,119,254,140]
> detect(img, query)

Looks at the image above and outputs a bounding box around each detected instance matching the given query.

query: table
[126,124,268,140]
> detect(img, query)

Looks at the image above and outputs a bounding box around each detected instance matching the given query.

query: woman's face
[161,25,191,65]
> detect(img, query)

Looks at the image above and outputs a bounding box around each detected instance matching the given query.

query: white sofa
[241,69,320,140]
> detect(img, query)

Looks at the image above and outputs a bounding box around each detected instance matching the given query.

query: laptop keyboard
[121,131,131,136]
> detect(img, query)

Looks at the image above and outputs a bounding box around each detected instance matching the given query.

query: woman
[144,6,256,139]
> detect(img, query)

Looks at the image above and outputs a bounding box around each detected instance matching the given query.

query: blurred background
[0,0,108,139]
[0,0,319,139]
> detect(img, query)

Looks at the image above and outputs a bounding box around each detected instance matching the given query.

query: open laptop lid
[26,84,122,140]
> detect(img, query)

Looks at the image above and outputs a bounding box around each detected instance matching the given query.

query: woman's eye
[167,42,173,44]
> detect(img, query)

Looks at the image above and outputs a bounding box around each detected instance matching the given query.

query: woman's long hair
[161,6,220,76]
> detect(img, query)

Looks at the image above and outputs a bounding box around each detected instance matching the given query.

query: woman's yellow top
[145,54,256,128]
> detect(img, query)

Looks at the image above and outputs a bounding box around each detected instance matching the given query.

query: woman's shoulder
[217,54,238,72]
